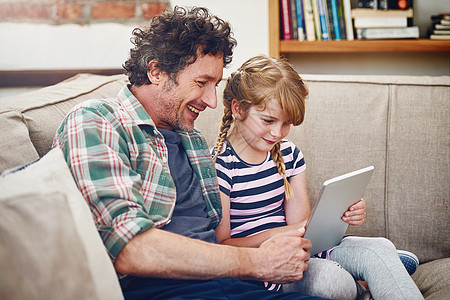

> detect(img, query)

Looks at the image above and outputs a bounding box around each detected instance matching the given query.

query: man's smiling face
[150,52,224,131]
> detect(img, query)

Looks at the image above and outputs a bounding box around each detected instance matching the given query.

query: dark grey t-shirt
[158,129,218,244]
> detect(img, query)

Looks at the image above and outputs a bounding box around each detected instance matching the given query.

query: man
[53,6,326,299]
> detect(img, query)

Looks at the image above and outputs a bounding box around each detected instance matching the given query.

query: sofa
[0,73,448,299]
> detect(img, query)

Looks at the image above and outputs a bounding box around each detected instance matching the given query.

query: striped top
[215,139,306,238]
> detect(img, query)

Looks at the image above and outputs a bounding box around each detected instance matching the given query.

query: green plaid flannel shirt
[53,85,222,261]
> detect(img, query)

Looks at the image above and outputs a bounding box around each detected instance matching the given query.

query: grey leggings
[283,236,423,300]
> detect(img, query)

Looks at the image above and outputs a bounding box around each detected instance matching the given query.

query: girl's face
[234,98,291,156]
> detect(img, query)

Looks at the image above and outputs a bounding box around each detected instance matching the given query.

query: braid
[271,142,294,200]
[213,106,233,162]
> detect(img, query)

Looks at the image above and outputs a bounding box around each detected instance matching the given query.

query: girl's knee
[291,258,357,300]
[342,236,397,254]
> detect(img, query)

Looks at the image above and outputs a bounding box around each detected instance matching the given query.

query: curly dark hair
[123,6,237,86]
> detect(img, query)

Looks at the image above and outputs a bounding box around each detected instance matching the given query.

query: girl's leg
[329,236,423,300]
[283,257,358,300]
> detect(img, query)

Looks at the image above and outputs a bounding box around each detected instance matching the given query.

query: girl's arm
[285,171,310,226]
[215,192,303,248]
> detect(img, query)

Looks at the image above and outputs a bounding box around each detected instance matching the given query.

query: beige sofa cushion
[388,83,450,263]
[0,73,128,173]
[0,147,123,300]
[412,258,450,300]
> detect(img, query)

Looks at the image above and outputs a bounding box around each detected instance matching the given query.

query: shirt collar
[116,84,155,127]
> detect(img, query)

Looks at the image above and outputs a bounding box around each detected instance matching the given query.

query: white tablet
[303,166,375,256]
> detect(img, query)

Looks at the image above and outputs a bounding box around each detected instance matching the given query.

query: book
[303,0,316,41]
[357,0,412,9]
[329,0,341,40]
[354,16,408,28]
[351,8,413,18]
[289,0,299,40]
[434,29,450,35]
[317,0,330,40]
[435,24,450,30]
[430,34,450,40]
[295,0,306,40]
[280,0,292,40]
[311,0,322,40]
[427,13,450,39]
[337,0,347,40]
[326,0,335,39]
[356,26,419,39]
[342,0,354,40]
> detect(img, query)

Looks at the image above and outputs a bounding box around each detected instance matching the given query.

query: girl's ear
[231,99,244,120]
[147,60,162,84]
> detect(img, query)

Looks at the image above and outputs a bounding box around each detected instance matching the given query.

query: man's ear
[147,60,162,84]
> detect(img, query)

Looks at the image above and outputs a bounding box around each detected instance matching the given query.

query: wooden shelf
[280,39,450,53]
[268,0,450,56]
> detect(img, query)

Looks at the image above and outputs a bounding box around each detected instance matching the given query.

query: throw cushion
[0,147,123,300]
[0,193,96,299]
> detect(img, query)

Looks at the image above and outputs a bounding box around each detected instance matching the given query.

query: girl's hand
[342,198,366,226]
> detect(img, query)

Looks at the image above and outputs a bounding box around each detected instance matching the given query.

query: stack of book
[280,0,354,41]
[429,14,450,40]
[352,5,419,39]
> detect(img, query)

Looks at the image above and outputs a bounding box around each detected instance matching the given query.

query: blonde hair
[213,55,308,200]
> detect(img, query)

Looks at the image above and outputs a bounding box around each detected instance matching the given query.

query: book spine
[351,8,413,18]
[326,0,335,39]
[337,0,347,39]
[354,16,407,28]
[303,0,316,41]
[356,26,419,39]
[295,0,306,41]
[342,0,354,40]
[317,0,330,40]
[280,0,292,40]
[330,0,341,40]
[290,0,299,40]
[311,0,322,40]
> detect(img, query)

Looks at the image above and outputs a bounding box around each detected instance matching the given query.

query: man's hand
[255,227,311,284]
[342,198,366,226]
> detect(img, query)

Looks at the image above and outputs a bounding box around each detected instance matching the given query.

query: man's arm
[115,226,311,284]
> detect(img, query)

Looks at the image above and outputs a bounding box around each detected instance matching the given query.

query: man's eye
[197,81,207,86]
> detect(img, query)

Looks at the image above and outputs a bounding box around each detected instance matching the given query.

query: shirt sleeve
[285,140,306,178]
[214,156,233,197]
[54,104,154,261]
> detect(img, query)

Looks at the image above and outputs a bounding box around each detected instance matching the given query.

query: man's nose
[203,84,218,109]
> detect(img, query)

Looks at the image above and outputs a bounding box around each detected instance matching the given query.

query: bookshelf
[268,0,450,57]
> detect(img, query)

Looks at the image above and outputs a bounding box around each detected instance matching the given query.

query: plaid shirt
[53,85,222,261]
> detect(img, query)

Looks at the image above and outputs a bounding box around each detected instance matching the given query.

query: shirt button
[162,156,167,164]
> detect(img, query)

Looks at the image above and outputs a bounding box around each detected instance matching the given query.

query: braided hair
[213,55,308,200]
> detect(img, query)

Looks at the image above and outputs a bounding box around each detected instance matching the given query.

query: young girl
[212,55,423,300]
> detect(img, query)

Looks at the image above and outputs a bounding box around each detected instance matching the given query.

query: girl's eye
[263,119,273,124]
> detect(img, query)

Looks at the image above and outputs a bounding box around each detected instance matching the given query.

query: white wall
[0,23,135,70]
[0,0,268,78]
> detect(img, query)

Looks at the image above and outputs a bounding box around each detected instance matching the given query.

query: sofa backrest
[1,73,448,264]
[0,74,127,171]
